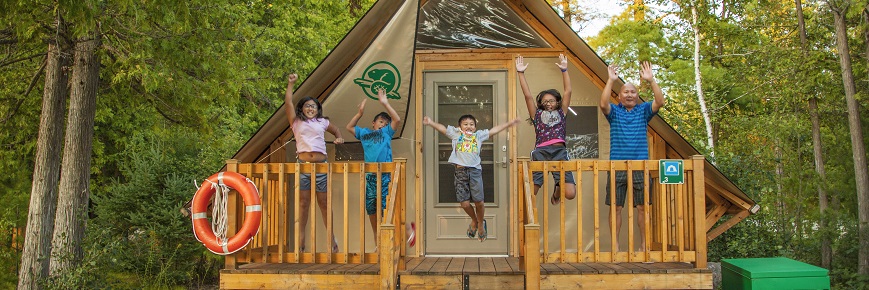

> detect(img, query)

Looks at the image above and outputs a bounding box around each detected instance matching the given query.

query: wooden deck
[221,258,711,289]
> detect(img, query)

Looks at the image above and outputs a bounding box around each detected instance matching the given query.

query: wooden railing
[223,158,407,284]
[518,156,707,288]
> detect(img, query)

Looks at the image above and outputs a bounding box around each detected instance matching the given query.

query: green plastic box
[721,257,830,290]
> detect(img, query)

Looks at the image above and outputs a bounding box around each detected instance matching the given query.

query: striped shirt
[606,102,656,160]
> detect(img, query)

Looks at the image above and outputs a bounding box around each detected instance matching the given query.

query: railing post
[379,224,397,289]
[225,159,239,270]
[692,155,707,268]
[525,224,540,290]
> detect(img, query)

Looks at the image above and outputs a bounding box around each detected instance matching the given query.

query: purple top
[292,118,330,155]
[534,109,566,147]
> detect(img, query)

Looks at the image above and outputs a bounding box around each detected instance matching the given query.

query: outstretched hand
[556,54,568,71]
[639,61,655,82]
[515,55,529,72]
[422,116,432,125]
[357,99,366,114]
[607,65,619,81]
[377,88,388,103]
[288,73,298,85]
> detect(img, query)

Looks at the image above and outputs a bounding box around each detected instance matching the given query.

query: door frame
[413,56,519,256]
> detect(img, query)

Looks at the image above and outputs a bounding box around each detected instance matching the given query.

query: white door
[423,71,509,255]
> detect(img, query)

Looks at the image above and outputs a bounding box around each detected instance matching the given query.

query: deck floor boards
[221,258,708,276]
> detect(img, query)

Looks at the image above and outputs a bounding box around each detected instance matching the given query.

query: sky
[576,1,625,39]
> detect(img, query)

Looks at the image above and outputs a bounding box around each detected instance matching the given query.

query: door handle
[501,157,507,168]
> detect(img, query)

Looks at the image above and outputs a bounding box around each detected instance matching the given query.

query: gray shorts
[605,171,651,207]
[298,159,327,192]
[455,166,484,203]
[531,145,576,186]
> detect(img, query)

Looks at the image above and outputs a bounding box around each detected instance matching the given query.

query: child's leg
[455,166,478,236]
[468,168,487,239]
[460,201,478,226]
[312,174,338,251]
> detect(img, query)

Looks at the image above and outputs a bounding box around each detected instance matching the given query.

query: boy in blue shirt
[599,61,665,252]
[346,88,402,242]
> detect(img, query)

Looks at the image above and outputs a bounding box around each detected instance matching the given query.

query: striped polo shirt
[606,101,657,160]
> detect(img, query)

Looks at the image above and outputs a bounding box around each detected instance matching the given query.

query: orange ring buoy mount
[191,171,261,255]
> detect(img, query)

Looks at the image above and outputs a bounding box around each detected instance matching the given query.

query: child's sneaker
[406,222,416,247]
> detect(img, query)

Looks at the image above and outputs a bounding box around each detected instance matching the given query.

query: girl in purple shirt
[516,54,577,205]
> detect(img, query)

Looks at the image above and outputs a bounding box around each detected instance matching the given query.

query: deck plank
[540,263,563,274]
[553,263,580,274]
[493,257,513,274]
[506,257,522,273]
[479,258,497,275]
[403,257,424,273]
[635,262,668,274]
[430,257,452,274]
[601,263,633,274]
[618,263,651,274]
[412,257,439,274]
[446,257,465,274]
[585,263,615,274]
[566,263,596,274]
[464,257,480,274]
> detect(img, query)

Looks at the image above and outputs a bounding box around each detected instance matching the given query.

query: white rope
[205,178,231,247]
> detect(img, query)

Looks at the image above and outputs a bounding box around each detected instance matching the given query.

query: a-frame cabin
[219,0,758,289]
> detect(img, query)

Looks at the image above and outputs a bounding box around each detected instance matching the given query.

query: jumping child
[285,73,344,252]
[422,115,520,242]
[516,54,578,205]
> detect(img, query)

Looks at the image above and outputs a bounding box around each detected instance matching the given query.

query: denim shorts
[605,171,651,207]
[298,159,327,192]
[365,172,390,215]
[531,145,576,186]
[455,166,484,203]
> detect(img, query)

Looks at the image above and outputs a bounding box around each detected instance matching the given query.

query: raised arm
[640,61,665,112]
[284,74,298,124]
[345,99,366,135]
[377,88,402,129]
[489,118,521,136]
[422,116,448,136]
[599,65,618,116]
[326,122,345,144]
[556,54,572,113]
[516,55,537,118]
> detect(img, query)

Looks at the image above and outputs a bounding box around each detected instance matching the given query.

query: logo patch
[354,61,401,100]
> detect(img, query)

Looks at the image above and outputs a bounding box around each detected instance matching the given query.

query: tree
[17,11,70,290]
[827,0,869,276]
[50,25,101,275]
[547,0,603,32]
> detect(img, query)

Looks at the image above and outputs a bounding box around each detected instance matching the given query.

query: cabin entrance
[422,70,510,255]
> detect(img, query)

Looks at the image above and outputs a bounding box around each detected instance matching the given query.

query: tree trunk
[831,2,869,276]
[796,0,832,270]
[18,13,70,290]
[691,1,715,158]
[49,28,100,276]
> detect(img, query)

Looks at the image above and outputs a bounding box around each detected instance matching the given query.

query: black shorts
[605,171,651,207]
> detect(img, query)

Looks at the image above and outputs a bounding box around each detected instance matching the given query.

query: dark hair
[295,96,324,121]
[458,114,477,125]
[373,112,391,123]
[536,89,562,110]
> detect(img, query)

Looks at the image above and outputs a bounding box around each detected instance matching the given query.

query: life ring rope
[191,171,261,255]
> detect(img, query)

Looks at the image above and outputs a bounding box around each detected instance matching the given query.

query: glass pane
[564,106,600,159]
[417,0,550,49]
[437,163,495,203]
[436,84,495,204]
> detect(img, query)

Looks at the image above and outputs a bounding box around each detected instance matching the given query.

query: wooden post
[379,224,396,289]
[524,224,541,290]
[692,155,707,268]
[225,159,239,270]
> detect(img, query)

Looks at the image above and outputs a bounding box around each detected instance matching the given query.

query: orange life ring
[191,172,261,255]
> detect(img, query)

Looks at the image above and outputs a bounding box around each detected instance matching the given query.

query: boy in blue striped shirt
[599,61,665,252]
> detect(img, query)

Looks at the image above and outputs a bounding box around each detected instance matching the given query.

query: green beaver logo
[354,61,401,100]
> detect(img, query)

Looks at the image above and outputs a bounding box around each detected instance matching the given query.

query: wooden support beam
[691,156,707,269]
[525,224,541,290]
[380,224,396,289]
[705,202,730,231]
[707,209,750,242]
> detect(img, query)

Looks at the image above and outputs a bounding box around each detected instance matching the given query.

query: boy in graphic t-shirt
[422,115,519,242]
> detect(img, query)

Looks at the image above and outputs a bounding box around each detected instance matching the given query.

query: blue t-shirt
[606,101,657,160]
[355,125,395,162]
